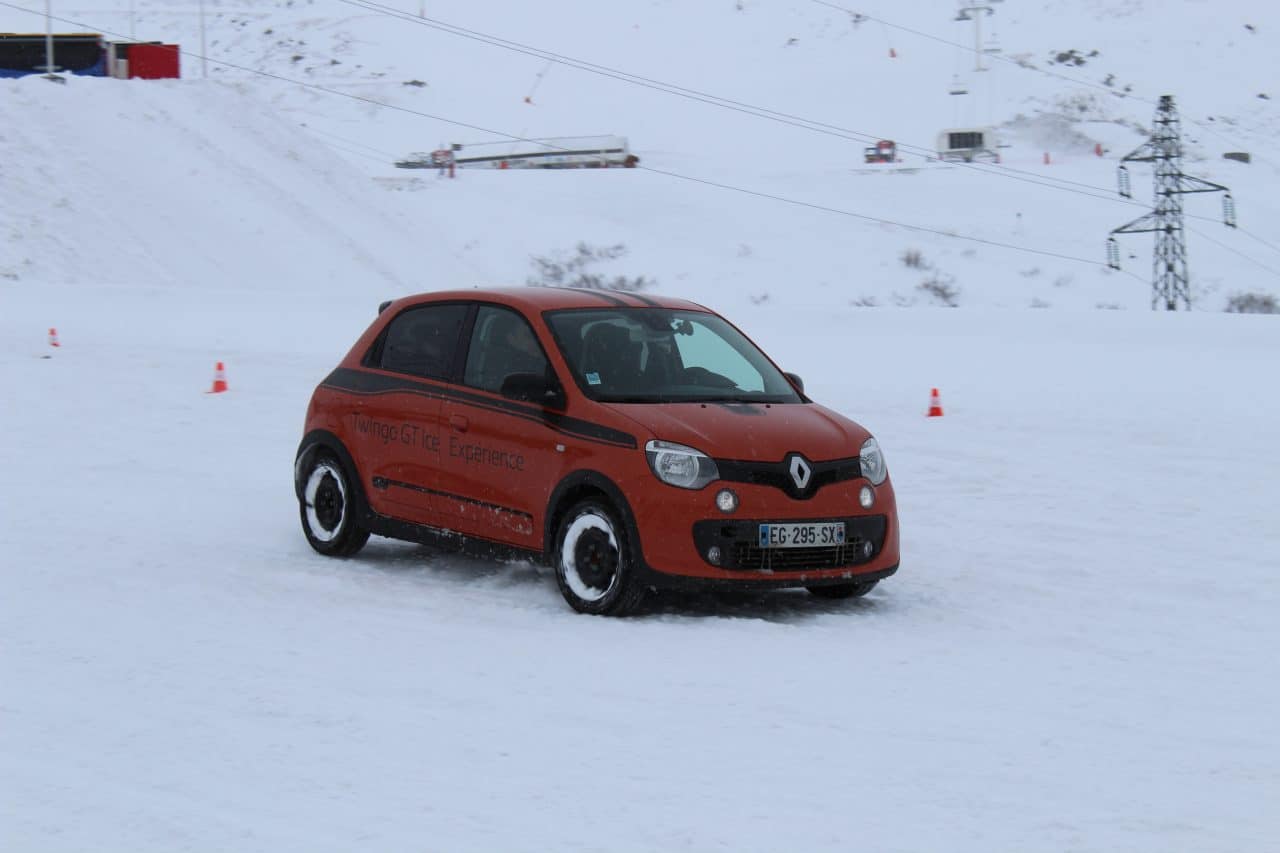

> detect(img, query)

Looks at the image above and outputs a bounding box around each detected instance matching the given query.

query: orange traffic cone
[927,388,944,417]
[48,327,60,347]
[209,361,228,394]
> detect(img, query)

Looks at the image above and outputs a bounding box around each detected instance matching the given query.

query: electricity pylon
[1107,95,1236,311]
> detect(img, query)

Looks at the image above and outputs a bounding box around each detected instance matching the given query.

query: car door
[436,304,566,549]
[356,301,469,527]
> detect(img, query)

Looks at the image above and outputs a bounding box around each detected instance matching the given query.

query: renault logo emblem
[788,454,812,490]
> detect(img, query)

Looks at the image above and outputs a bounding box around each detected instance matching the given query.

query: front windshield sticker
[586,372,601,385]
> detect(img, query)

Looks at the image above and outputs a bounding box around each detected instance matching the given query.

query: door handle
[449,414,469,432]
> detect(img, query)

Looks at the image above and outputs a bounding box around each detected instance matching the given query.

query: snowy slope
[2,2,1280,851]
[3,1,1279,308]
[0,76,478,293]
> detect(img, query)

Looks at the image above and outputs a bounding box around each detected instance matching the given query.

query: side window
[378,303,469,380]
[463,306,551,394]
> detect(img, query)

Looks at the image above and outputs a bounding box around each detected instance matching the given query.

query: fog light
[859,485,875,509]
[861,541,874,559]
[707,546,722,565]
[715,488,739,514]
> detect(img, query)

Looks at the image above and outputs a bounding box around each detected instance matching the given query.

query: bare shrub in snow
[900,248,927,269]
[850,295,879,308]
[1054,274,1074,288]
[1224,291,1279,314]
[1030,298,1051,309]
[750,292,770,305]
[917,275,960,307]
[527,243,654,292]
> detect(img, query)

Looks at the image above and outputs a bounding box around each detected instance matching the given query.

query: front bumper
[627,475,901,588]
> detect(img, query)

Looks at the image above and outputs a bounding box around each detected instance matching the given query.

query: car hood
[603,401,870,461]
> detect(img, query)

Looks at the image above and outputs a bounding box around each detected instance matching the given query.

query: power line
[811,0,1276,170]
[303,124,402,158]
[1189,225,1280,281]
[0,0,1109,269]
[316,137,398,164]
[332,0,1172,210]
[338,0,1280,278]
[334,0,1267,241]
[1237,227,1280,259]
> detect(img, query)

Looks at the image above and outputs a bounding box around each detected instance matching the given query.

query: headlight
[860,437,887,486]
[645,440,719,489]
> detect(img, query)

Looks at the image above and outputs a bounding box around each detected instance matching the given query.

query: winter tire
[553,499,645,616]
[807,579,878,600]
[300,452,370,557]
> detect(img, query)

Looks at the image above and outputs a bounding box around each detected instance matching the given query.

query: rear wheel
[299,452,370,557]
[807,579,878,600]
[553,499,645,616]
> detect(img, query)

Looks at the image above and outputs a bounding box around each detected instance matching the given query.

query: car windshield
[545,308,802,404]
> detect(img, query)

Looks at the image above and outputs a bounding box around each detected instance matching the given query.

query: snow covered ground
[2,1,1280,850]
[3,286,1278,851]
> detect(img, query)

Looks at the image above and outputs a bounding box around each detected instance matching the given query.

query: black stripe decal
[375,477,533,520]
[580,290,631,307]
[624,292,662,307]
[321,367,637,448]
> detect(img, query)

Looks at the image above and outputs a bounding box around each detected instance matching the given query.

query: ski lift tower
[955,1,1004,72]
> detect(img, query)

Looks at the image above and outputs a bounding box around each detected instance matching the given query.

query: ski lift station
[936,128,1000,163]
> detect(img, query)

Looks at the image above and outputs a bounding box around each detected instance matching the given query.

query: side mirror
[784,372,805,394]
[500,372,566,409]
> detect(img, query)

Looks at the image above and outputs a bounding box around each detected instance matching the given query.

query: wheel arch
[544,470,642,565]
[294,430,369,519]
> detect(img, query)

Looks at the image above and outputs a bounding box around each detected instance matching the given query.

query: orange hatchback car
[295,288,900,614]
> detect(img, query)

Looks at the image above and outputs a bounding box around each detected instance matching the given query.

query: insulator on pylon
[1117,165,1132,199]
[1106,237,1121,270]
[1223,193,1238,228]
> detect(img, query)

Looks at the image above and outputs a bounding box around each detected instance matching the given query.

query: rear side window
[377,303,469,380]
[463,305,551,394]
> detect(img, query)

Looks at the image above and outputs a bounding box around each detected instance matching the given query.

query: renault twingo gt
[295,288,900,615]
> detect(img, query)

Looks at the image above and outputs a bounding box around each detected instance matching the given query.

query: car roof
[386,286,712,315]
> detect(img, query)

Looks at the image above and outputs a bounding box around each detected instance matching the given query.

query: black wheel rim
[314,472,344,532]
[573,527,619,591]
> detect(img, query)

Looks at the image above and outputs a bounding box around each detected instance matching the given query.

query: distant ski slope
[1,1,1277,308]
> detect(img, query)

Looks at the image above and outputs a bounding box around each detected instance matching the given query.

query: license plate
[758,522,845,549]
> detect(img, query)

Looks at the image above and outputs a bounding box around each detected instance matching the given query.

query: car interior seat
[385,313,449,378]
[580,322,644,392]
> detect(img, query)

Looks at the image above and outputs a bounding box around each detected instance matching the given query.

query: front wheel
[299,452,370,557]
[553,499,645,616]
[807,579,878,600]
